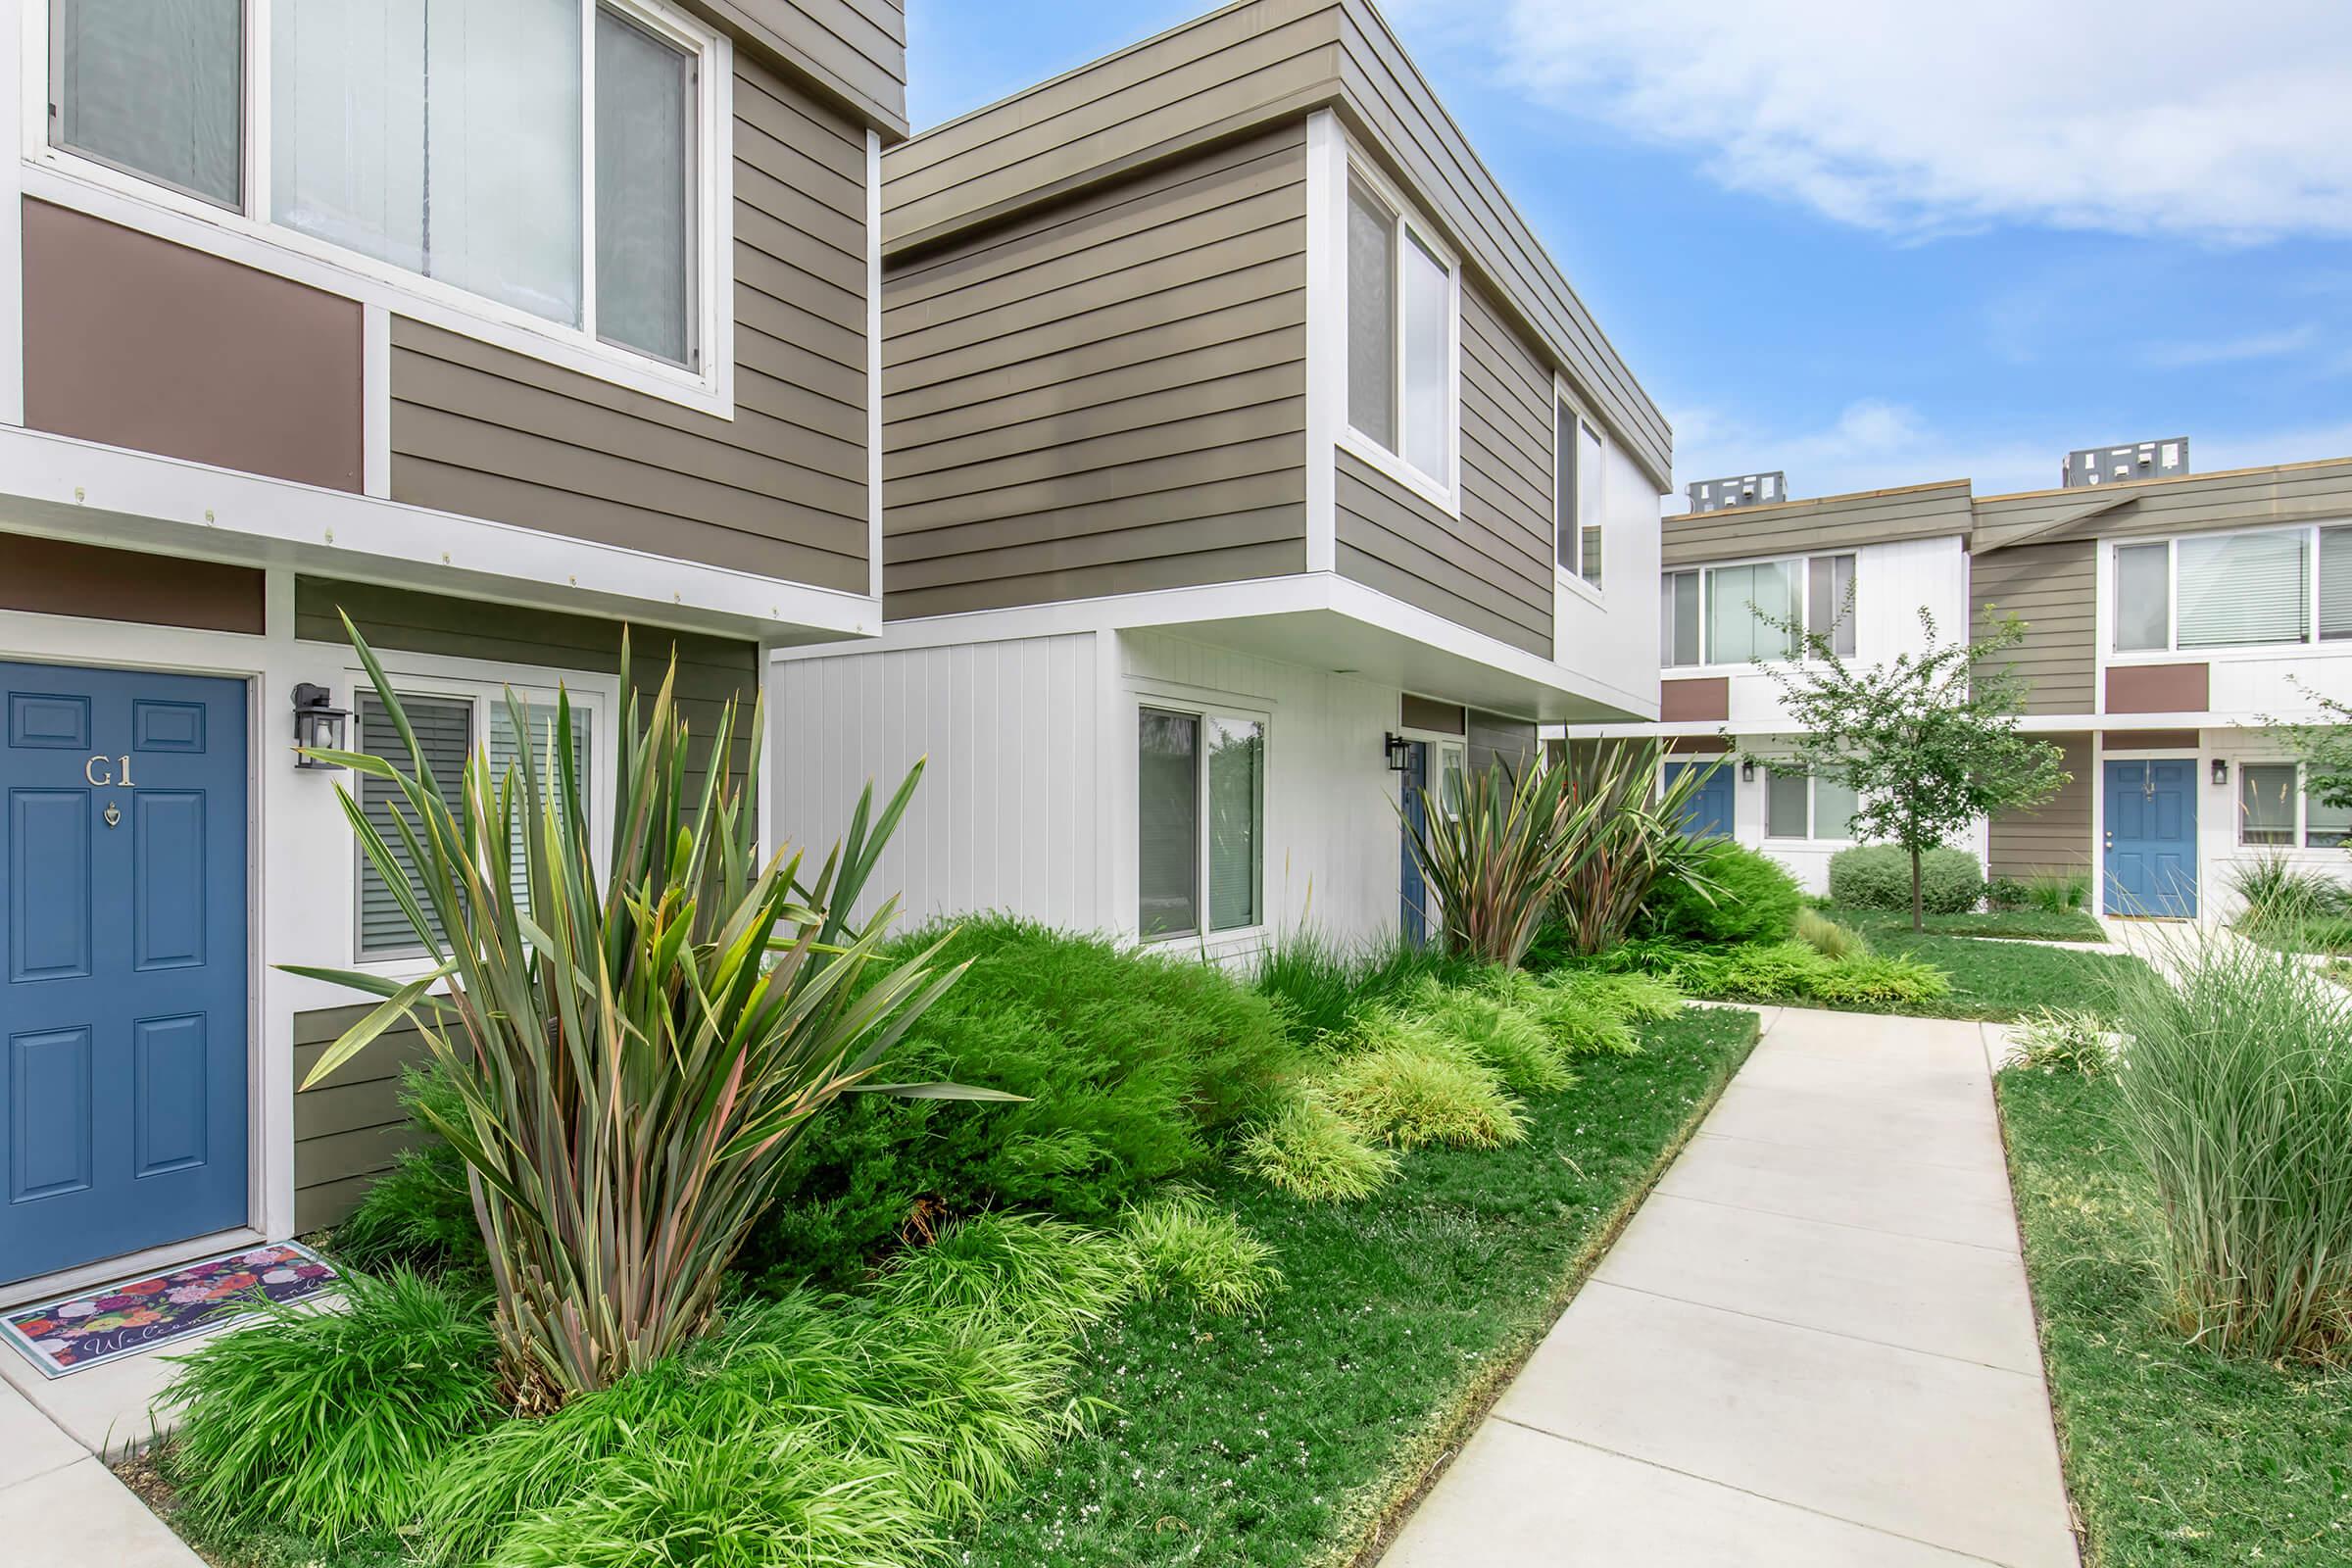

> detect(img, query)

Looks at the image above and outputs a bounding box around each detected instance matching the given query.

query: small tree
[1753,605,2068,932]
[2279,678,2352,835]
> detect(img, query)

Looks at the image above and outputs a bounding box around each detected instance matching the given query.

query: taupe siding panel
[294,1005,433,1233]
[1661,482,1975,569]
[1972,540,2095,715]
[1467,708,1536,775]
[882,129,1310,619]
[388,55,869,595]
[1335,280,1553,656]
[295,578,760,803]
[1974,458,2352,551]
[711,0,907,135]
[1989,734,2092,881]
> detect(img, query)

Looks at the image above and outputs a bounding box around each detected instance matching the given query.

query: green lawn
[1827,923,2143,1021]
[945,1007,1757,1566]
[1998,1068,2352,1565]
[1829,906,2106,944]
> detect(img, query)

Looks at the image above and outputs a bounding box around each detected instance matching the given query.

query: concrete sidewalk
[1382,1005,2079,1568]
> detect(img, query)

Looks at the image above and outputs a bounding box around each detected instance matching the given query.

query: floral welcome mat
[1,1243,338,1378]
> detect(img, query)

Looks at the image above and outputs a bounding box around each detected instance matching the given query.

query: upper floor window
[48,0,710,369]
[2113,525,2352,655]
[1345,172,1457,505]
[1661,553,1857,668]
[1556,400,1605,589]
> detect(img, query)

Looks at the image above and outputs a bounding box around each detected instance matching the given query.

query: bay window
[1346,172,1457,504]
[2238,761,2352,850]
[1139,706,1265,942]
[2112,525,2352,654]
[47,0,712,370]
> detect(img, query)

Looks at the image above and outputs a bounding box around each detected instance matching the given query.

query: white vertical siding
[1724,533,1973,730]
[1552,440,1665,714]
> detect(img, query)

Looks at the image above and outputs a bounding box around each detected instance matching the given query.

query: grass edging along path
[1817,921,2144,1022]
[950,1005,1759,1567]
[1830,906,2106,944]
[1997,1068,2352,1565]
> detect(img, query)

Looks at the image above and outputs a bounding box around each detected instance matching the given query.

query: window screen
[1400,231,1450,482]
[2322,527,2352,642]
[1808,554,1857,656]
[54,0,243,207]
[1814,777,1860,840]
[2178,531,2308,650]
[357,693,472,956]
[2113,543,2170,652]
[487,701,591,912]
[1579,422,1605,587]
[1706,562,1797,664]
[2239,762,2297,847]
[1662,572,1700,666]
[596,7,696,366]
[2308,787,2352,850]
[1765,768,1808,838]
[1138,709,1200,940]
[1206,718,1263,933]
[1346,184,1395,452]
[1555,401,1578,574]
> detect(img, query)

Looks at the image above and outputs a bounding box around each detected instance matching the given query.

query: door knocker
[104,802,122,829]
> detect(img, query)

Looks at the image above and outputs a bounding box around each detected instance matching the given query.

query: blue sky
[904,0,2352,507]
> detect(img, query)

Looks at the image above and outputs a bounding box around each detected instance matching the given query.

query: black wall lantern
[291,683,348,769]
[1740,759,1757,783]
[2211,757,2230,787]
[1384,732,1412,772]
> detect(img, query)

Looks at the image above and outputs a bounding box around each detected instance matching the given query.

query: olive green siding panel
[1467,708,1537,775]
[1971,540,2096,715]
[1660,482,1976,569]
[388,54,870,595]
[1335,279,1553,656]
[293,1004,433,1233]
[881,128,1310,619]
[1989,734,2092,882]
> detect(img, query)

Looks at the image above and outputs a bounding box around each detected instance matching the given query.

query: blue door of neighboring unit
[1,662,249,1285]
[1400,741,1431,946]
[1666,760,1734,841]
[2104,759,2197,917]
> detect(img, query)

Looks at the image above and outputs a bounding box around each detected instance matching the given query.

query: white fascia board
[0,423,882,641]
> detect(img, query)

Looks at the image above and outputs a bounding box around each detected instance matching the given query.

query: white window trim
[22,0,737,417]
[1335,147,1462,518]
[1760,762,1860,845]
[1552,374,1605,608]
[347,655,620,974]
[1132,690,1271,951]
[2103,520,2352,663]
[1664,549,1856,672]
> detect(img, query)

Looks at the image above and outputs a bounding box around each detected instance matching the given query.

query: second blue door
[1,662,250,1284]
[1666,760,1734,841]
[2104,759,2196,917]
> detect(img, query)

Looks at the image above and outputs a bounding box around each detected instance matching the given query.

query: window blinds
[487,701,591,914]
[2322,528,2352,641]
[357,693,471,956]
[1765,768,1808,838]
[1346,185,1395,451]
[1814,777,1861,840]
[1205,719,1263,933]
[1808,554,1856,655]
[2178,531,2308,649]
[2239,763,2297,847]
[54,0,242,206]
[596,7,696,365]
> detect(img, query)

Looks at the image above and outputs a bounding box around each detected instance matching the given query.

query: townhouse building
[0,0,906,1296]
[771,0,1672,960]
[1586,451,2352,921]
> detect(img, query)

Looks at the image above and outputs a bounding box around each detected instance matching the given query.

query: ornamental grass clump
[1120,1191,1282,1314]
[1403,976,1575,1094]
[1236,1093,1397,1201]
[1319,1012,1526,1151]
[1487,968,1642,1057]
[869,1211,1137,1343]
[293,616,999,1406]
[2112,935,2352,1362]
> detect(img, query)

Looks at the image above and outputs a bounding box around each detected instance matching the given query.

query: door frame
[2098,748,2201,917]
[1396,726,1466,947]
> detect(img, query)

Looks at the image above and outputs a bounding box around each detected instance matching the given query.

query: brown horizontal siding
[1662,481,1975,568]
[881,128,1309,619]
[1974,457,2352,551]
[1988,733,2091,882]
[388,54,869,596]
[1335,455,1549,656]
[714,0,907,135]
[1972,539,2094,715]
[293,1004,434,1233]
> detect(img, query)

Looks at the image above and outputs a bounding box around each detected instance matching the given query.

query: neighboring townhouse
[1588,450,2352,920]
[771,0,1672,959]
[0,0,905,1294]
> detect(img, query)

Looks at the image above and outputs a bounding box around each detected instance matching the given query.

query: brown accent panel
[1400,695,1466,735]
[1987,732,2091,881]
[1666,735,1725,755]
[23,200,362,491]
[2106,662,2209,715]
[0,534,264,634]
[2102,729,2200,750]
[389,54,870,596]
[1661,677,1730,722]
[1972,539,2095,715]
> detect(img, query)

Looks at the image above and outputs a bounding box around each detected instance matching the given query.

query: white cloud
[2139,323,2321,368]
[1469,0,2352,240]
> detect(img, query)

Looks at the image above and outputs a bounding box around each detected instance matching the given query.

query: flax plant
[291,616,1002,1405]
[1398,757,1600,967]
[1549,740,1719,956]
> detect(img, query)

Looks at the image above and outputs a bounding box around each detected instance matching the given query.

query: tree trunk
[1910,846,1925,933]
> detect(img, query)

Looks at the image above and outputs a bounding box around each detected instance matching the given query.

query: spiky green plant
[291,616,1006,1404]
[1398,757,1602,968]
[1549,739,1723,956]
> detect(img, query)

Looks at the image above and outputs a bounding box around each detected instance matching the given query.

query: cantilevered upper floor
[0,0,909,644]
[871,0,1672,722]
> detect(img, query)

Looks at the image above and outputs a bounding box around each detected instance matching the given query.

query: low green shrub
[2025,872,2090,913]
[1827,844,1985,914]
[1640,840,1803,945]
[2112,936,2352,1361]
[1121,1192,1281,1314]
[1403,977,1574,1094]
[2230,856,2352,951]
[1661,939,1953,1008]
[1794,906,1869,959]
[1548,968,1683,1024]
[2004,1006,2114,1078]
[166,1268,501,1543]
[1235,1094,1397,1201]
[326,1067,481,1277]
[1319,1013,1526,1151]
[1488,968,1642,1056]
[746,918,1301,1290]
[869,1211,1136,1344]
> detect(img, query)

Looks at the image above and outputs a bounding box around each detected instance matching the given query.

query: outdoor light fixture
[291,683,348,769]
[1384,732,1411,772]
[2211,757,2230,787]
[1740,759,1756,783]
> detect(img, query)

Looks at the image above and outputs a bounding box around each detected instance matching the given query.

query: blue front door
[2104,759,2197,917]
[2,662,249,1284]
[1667,760,1734,840]
[1400,741,1431,945]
